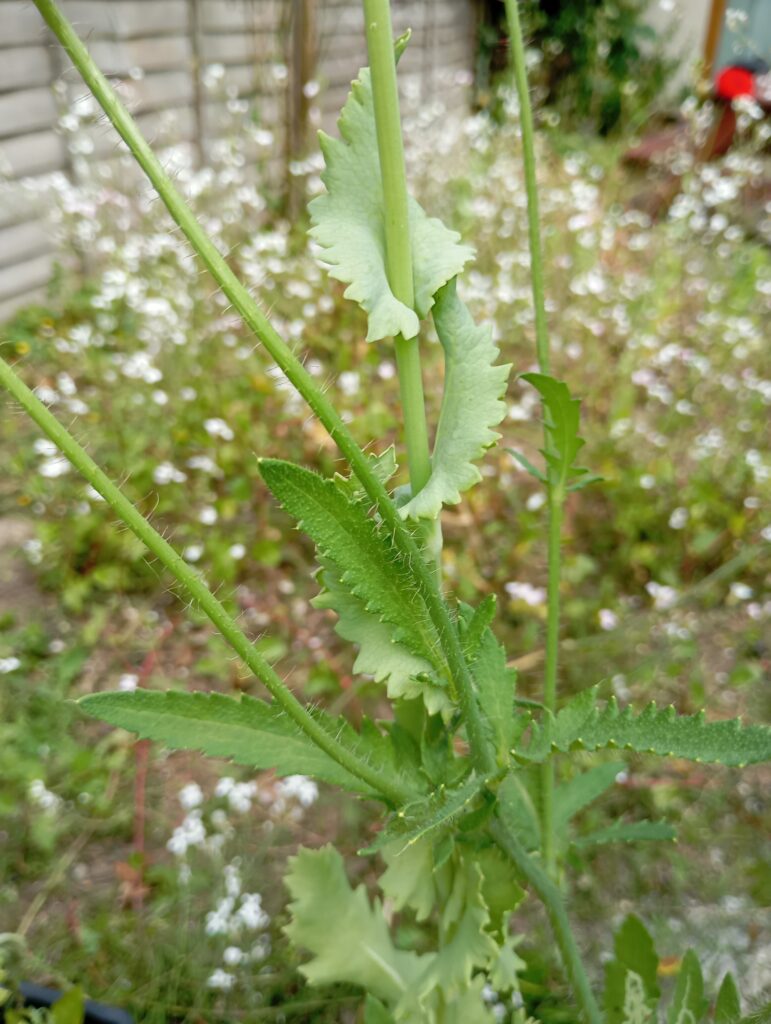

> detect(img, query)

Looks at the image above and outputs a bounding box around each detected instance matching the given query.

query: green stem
[490,817,601,1024]
[363,0,431,495]
[31,0,495,778]
[0,355,409,808]
[540,490,563,875]
[503,0,563,875]
[502,0,549,373]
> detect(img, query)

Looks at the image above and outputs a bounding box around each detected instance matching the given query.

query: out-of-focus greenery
[0,78,769,1020]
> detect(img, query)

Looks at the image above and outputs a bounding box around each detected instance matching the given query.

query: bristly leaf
[470,625,517,767]
[571,819,676,849]
[399,280,511,520]
[604,915,660,1024]
[79,690,381,795]
[259,459,442,669]
[459,595,497,659]
[521,686,771,767]
[520,373,590,493]
[309,67,472,342]
[366,773,488,855]
[284,845,426,1002]
[715,975,741,1024]
[668,950,707,1024]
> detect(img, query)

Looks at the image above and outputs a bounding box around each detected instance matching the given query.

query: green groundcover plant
[1,1,770,1021]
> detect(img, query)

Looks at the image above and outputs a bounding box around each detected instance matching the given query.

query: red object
[715,66,756,101]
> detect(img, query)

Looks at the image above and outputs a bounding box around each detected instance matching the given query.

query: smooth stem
[503,0,549,373]
[32,0,495,778]
[363,0,431,494]
[503,0,563,875]
[490,817,601,1024]
[0,355,410,808]
[541,490,563,874]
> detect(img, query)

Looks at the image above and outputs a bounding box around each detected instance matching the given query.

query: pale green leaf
[554,761,625,833]
[474,845,526,936]
[285,845,426,1003]
[260,459,441,667]
[715,975,741,1024]
[520,373,586,492]
[380,837,437,922]
[79,690,377,795]
[309,68,473,342]
[497,770,541,853]
[314,559,452,715]
[668,950,707,1024]
[572,819,676,848]
[51,988,85,1024]
[399,280,510,520]
[523,687,771,766]
[365,995,395,1024]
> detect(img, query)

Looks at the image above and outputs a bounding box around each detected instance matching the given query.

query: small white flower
[504,581,546,607]
[0,657,21,674]
[206,969,235,991]
[640,474,656,490]
[223,946,245,966]
[338,371,360,397]
[179,783,204,809]
[229,543,246,560]
[669,507,688,530]
[39,456,71,478]
[118,673,139,692]
[199,506,218,525]
[598,609,618,631]
[153,462,187,485]
[646,581,678,610]
[526,491,546,511]
[216,776,235,797]
[237,892,270,930]
[730,582,753,601]
[183,544,203,563]
[228,781,258,814]
[34,439,58,457]
[278,775,318,808]
[204,418,235,442]
[28,779,62,811]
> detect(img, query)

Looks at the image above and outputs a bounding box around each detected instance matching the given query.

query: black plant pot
[2,983,133,1024]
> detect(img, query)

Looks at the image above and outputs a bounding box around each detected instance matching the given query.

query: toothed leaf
[367,773,488,854]
[380,837,437,922]
[314,559,452,715]
[309,67,472,342]
[399,280,510,520]
[471,625,517,767]
[572,819,676,849]
[521,373,587,492]
[79,690,378,795]
[522,687,771,766]
[284,845,426,1001]
[259,459,441,668]
[459,595,497,659]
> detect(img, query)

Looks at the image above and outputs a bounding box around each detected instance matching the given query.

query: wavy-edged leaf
[79,690,379,795]
[522,686,771,766]
[284,845,426,1003]
[380,836,437,922]
[572,819,676,849]
[260,459,441,668]
[314,559,451,715]
[309,68,472,342]
[520,373,587,493]
[668,950,707,1024]
[399,280,510,520]
[554,761,625,833]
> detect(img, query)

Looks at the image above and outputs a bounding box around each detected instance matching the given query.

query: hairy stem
[503,0,563,875]
[490,817,601,1024]
[0,355,410,807]
[31,0,495,778]
[363,0,432,495]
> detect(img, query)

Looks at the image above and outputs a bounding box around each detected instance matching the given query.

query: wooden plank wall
[0,0,477,319]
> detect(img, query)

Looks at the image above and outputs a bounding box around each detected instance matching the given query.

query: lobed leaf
[284,845,426,1003]
[520,372,589,493]
[522,686,771,767]
[470,624,517,767]
[79,689,385,796]
[309,68,473,342]
[399,280,511,520]
[260,459,442,669]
